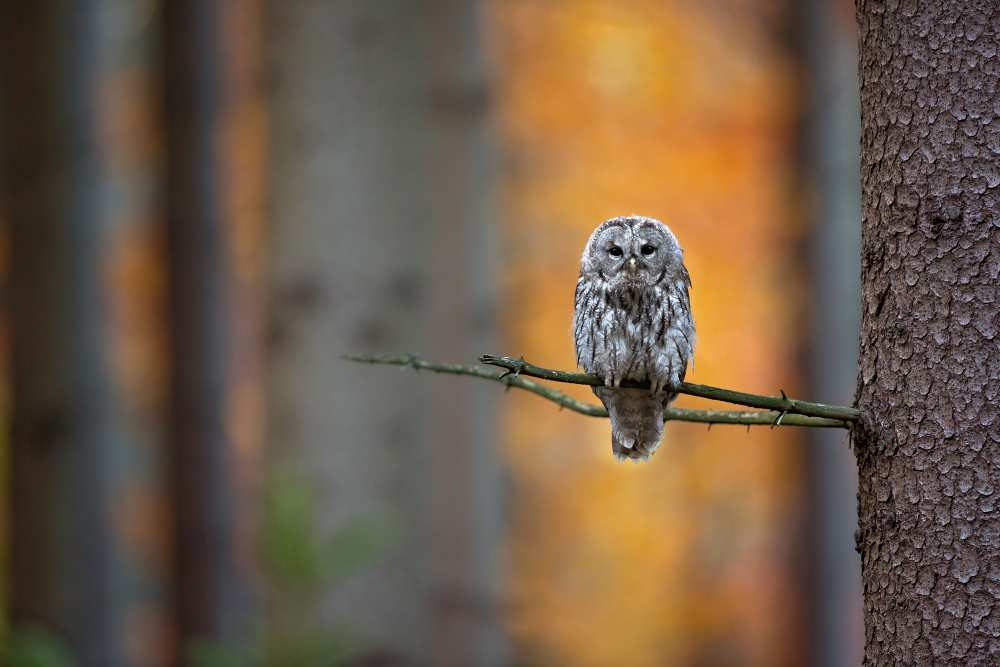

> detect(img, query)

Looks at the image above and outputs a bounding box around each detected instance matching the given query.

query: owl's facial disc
[585,216,682,290]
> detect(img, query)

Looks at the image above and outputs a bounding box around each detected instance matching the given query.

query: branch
[346,353,605,416]
[345,354,853,429]
[479,354,859,422]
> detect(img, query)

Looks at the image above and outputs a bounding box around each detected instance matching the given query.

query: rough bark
[856,2,1000,663]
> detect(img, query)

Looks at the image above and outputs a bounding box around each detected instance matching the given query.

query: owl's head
[581,215,685,289]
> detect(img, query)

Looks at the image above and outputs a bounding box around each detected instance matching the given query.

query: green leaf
[1,626,74,667]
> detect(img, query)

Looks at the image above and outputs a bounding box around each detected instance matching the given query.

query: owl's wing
[572,274,598,370]
[675,264,695,373]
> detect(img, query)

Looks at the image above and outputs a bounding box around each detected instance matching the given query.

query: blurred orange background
[495,3,803,664]
[1,1,862,665]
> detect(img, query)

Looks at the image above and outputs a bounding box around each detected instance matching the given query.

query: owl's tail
[594,387,668,461]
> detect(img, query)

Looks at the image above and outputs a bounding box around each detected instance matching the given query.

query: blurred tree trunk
[796,0,863,665]
[856,2,1000,663]
[267,1,504,664]
[1,4,169,666]
[162,0,261,658]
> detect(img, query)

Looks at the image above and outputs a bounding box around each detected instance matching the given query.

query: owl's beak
[627,257,638,276]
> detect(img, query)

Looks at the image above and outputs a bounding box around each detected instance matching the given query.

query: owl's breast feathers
[573,273,694,386]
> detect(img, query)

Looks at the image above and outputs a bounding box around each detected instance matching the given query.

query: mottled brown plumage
[573,215,694,460]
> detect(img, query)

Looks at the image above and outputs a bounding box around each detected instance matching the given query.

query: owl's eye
[608,246,623,258]
[641,244,657,256]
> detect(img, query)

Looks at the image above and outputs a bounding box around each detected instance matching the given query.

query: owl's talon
[648,372,677,396]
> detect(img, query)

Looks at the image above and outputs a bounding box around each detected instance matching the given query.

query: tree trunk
[2,4,170,665]
[266,1,504,664]
[162,0,257,654]
[856,2,1000,663]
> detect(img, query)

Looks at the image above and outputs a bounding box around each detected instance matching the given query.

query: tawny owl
[573,215,695,460]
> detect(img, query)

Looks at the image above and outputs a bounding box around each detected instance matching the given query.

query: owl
[573,215,695,460]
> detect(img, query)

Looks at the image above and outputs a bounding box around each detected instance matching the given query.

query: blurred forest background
[0,1,863,666]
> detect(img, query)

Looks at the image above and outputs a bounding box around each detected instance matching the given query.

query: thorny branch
[479,354,860,422]
[345,353,856,429]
